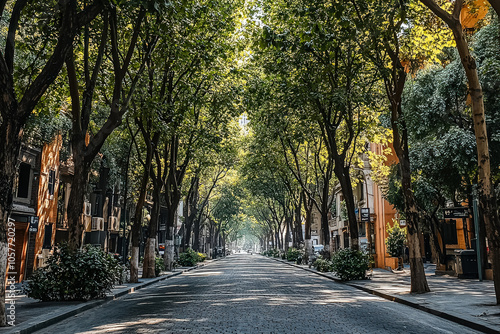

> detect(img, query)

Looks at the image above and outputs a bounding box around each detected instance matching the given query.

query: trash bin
[455,249,478,278]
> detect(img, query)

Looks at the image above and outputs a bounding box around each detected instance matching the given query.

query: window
[358,222,366,237]
[48,170,56,198]
[17,163,31,199]
[43,224,53,249]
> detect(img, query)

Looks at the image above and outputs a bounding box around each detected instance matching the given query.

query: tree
[350,0,434,293]
[65,3,155,251]
[0,0,103,325]
[210,180,243,253]
[252,0,389,253]
[420,0,500,304]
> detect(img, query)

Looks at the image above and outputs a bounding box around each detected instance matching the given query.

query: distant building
[239,113,250,135]
[328,142,400,270]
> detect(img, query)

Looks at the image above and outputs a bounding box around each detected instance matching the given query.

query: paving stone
[34,255,481,334]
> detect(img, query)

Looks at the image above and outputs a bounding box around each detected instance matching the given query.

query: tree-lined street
[2,1,500,331]
[35,255,480,334]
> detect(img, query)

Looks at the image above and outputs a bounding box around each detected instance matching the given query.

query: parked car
[313,245,324,254]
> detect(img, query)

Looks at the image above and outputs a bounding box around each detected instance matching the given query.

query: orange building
[369,142,476,272]
[34,135,62,269]
[7,136,61,282]
[370,143,400,270]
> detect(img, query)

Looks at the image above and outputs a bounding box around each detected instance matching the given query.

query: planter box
[485,268,493,280]
[385,257,399,270]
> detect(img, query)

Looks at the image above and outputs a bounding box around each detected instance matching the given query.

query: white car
[313,245,324,254]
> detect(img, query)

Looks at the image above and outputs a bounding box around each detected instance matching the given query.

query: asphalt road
[35,254,480,334]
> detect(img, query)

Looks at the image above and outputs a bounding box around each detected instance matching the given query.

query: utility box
[455,249,478,279]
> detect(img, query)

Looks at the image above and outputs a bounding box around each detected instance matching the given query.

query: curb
[3,259,220,334]
[265,256,498,334]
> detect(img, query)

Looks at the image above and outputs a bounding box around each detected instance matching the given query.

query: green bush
[286,248,302,262]
[331,248,371,281]
[23,244,123,301]
[178,248,205,267]
[386,220,407,258]
[313,258,333,272]
[198,252,207,262]
[262,248,280,257]
[155,257,165,276]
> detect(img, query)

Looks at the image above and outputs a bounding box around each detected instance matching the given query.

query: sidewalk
[271,256,500,334]
[0,259,218,334]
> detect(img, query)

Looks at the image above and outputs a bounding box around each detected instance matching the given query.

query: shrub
[23,244,123,301]
[386,220,407,258]
[155,257,165,276]
[198,252,207,262]
[178,248,204,267]
[286,248,302,262]
[313,258,333,272]
[331,248,371,281]
[262,248,279,257]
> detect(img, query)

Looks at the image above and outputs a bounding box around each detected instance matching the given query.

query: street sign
[360,208,370,222]
[29,216,39,233]
[444,207,470,219]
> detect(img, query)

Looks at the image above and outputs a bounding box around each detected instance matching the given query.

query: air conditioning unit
[108,216,120,231]
[91,217,104,231]
[112,206,121,222]
[84,201,92,216]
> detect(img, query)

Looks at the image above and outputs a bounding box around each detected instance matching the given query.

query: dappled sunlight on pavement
[34,254,481,334]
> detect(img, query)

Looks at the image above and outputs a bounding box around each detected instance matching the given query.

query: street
[36,254,479,334]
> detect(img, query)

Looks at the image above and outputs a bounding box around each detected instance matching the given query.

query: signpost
[443,207,470,219]
[29,216,39,233]
[360,208,370,222]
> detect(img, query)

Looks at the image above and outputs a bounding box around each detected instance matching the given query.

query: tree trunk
[376,21,430,291]
[184,220,193,251]
[129,142,153,282]
[186,177,199,251]
[142,186,161,278]
[321,169,333,256]
[66,138,93,250]
[130,246,140,283]
[285,218,291,250]
[451,17,500,305]
[163,205,176,270]
[294,196,303,247]
[193,217,201,251]
[335,162,359,251]
[304,196,313,263]
[427,214,446,267]
[0,114,22,326]
[393,106,430,293]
